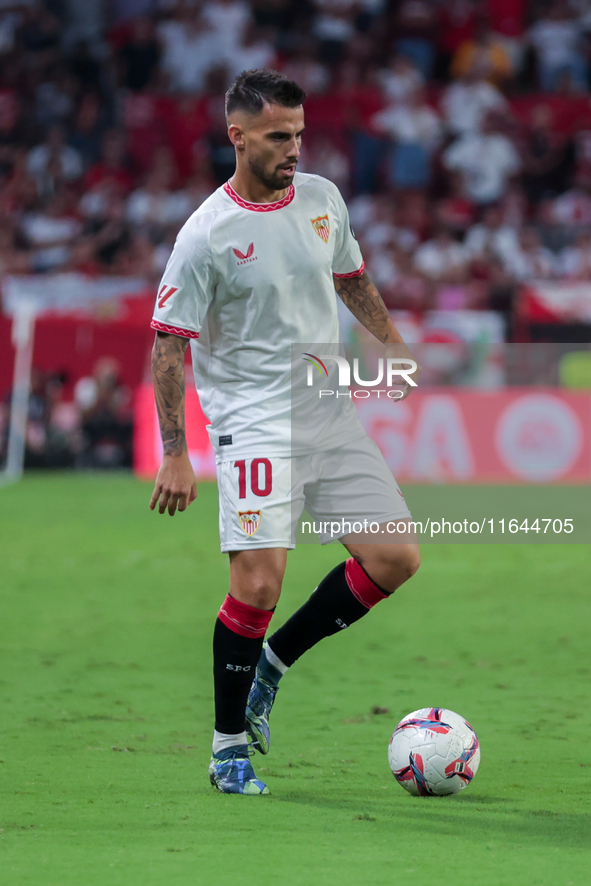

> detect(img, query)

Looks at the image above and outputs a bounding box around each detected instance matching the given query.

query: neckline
[223,180,295,212]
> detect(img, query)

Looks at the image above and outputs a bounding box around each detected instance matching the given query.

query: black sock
[267,560,387,669]
[213,618,264,735]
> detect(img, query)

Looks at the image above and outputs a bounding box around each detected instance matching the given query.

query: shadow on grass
[458,794,513,804]
[276,789,591,850]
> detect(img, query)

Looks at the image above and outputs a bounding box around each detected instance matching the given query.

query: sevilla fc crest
[238,510,261,537]
[311,214,330,242]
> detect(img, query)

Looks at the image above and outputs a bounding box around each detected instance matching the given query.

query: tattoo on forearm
[334,271,392,343]
[151,332,190,456]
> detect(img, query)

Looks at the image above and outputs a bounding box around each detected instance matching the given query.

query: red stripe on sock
[218,595,273,638]
[344,558,388,609]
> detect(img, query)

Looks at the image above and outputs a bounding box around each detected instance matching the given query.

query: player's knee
[229,550,286,610]
[372,544,420,591]
[399,545,421,581]
[236,576,282,611]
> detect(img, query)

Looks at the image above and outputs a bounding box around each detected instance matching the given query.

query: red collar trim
[223,180,295,212]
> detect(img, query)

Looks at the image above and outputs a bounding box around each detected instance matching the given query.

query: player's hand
[149,452,197,516]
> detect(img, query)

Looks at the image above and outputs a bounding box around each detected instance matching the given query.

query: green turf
[1,474,590,886]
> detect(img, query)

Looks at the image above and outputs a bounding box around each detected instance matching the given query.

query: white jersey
[151,172,366,459]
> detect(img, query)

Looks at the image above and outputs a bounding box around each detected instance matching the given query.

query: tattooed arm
[334,269,420,394]
[149,332,197,516]
[334,270,403,344]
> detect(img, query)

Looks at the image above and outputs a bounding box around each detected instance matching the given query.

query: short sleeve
[151,218,215,339]
[331,187,365,279]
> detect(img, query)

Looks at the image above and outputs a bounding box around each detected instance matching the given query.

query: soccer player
[149,69,420,795]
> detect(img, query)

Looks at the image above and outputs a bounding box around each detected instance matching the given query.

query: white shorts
[217,434,412,551]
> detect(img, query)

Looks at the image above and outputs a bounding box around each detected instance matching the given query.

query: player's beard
[248,155,295,192]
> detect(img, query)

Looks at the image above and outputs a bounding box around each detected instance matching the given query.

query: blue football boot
[245,669,278,755]
[208,744,269,795]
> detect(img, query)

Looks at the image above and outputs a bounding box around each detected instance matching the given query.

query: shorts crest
[311,214,330,242]
[238,510,262,537]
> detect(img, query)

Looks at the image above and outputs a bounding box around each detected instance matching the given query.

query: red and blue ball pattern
[388,707,480,796]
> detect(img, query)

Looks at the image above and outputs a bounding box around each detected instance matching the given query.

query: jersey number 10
[234,459,272,499]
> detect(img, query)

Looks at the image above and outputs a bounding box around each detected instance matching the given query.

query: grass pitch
[1,474,590,886]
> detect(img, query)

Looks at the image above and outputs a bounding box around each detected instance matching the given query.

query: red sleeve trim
[151,319,199,339]
[333,261,366,279]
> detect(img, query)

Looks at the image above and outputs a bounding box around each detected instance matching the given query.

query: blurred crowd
[5,0,591,464]
[0,356,133,468]
[1,2,591,306]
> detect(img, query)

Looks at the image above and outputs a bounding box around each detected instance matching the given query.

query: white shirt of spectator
[551,189,591,227]
[27,143,83,183]
[298,140,350,195]
[442,80,507,136]
[20,212,82,272]
[379,65,425,103]
[151,172,365,459]
[157,19,222,94]
[347,195,418,252]
[413,237,469,279]
[528,19,583,68]
[464,222,520,265]
[503,243,557,281]
[202,0,251,55]
[444,132,520,204]
[348,194,379,231]
[362,219,418,252]
[368,248,402,291]
[79,187,110,220]
[281,58,330,95]
[223,38,276,81]
[21,213,81,246]
[313,0,358,41]
[559,243,591,277]
[372,103,442,149]
[126,188,195,228]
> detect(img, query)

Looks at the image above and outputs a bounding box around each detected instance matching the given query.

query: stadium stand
[2,0,591,468]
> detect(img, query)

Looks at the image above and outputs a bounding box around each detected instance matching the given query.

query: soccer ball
[388,707,480,796]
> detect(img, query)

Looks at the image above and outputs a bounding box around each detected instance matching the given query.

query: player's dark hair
[225,69,306,119]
